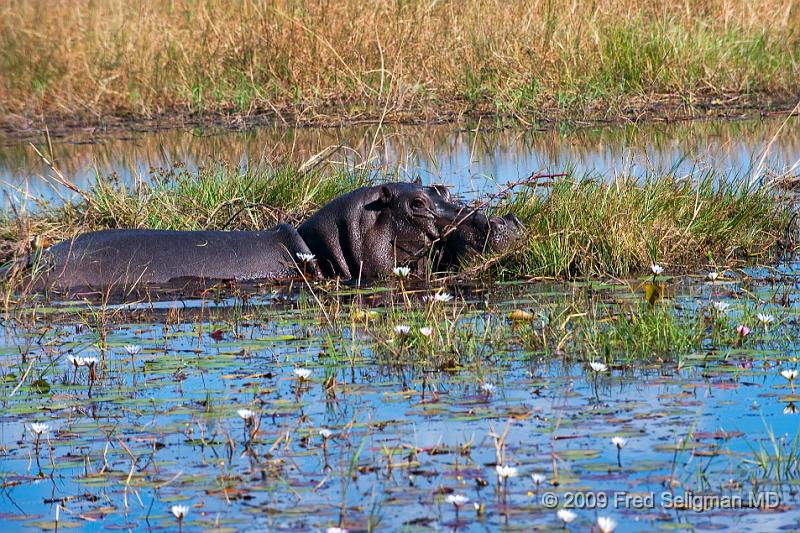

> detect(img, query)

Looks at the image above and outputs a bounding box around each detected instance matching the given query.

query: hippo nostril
[490,216,508,228]
[506,214,524,229]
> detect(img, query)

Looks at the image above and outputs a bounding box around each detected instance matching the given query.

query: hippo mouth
[425,224,441,242]
[486,213,525,249]
[413,210,444,242]
[446,211,525,251]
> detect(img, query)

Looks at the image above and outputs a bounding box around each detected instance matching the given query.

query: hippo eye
[411,198,426,210]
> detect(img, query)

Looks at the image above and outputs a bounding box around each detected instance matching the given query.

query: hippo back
[38,226,313,291]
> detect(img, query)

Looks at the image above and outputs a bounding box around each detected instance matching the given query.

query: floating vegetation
[1,262,799,530]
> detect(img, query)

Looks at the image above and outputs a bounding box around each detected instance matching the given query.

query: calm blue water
[1,116,799,209]
[1,271,798,532]
[2,117,799,531]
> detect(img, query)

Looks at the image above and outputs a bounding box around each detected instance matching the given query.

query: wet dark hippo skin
[28,181,524,292]
[437,211,525,268]
[37,224,314,291]
[298,182,467,279]
[419,185,525,269]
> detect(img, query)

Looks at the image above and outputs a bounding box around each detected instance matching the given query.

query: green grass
[0,163,371,246]
[512,291,750,364]
[0,166,793,283]
[84,164,371,231]
[490,173,792,278]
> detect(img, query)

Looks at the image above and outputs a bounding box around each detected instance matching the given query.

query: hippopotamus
[411,181,525,268]
[24,181,524,293]
[299,182,459,279]
[36,224,317,291]
[437,210,525,269]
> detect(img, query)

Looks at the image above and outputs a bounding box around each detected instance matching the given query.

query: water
[1,271,799,532]
[2,115,800,209]
[2,117,800,532]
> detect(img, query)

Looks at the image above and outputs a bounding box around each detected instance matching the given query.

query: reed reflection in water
[1,115,799,209]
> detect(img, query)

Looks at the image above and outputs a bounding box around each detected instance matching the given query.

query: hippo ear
[413,176,422,185]
[431,184,451,200]
[379,185,394,205]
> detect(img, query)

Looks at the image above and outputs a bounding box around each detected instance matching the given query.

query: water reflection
[1,271,799,531]
[1,116,799,208]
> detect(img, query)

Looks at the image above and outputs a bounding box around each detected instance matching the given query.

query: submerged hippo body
[38,225,314,291]
[28,181,524,292]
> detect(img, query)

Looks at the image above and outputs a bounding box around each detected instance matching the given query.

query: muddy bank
[3,95,798,145]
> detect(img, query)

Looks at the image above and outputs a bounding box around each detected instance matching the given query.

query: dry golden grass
[1,0,799,127]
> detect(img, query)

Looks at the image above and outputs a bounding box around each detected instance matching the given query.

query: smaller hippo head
[444,211,525,257]
[425,185,526,269]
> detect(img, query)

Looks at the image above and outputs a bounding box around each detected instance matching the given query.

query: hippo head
[442,211,525,262]
[373,182,442,244]
[367,181,472,274]
[298,180,477,279]
[425,184,526,269]
[298,179,524,279]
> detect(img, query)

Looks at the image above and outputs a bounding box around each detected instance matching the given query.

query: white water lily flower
[711,301,730,313]
[707,271,719,281]
[650,264,664,275]
[296,253,316,263]
[597,516,617,533]
[170,504,189,520]
[393,325,411,336]
[557,509,577,524]
[237,409,255,420]
[445,494,469,507]
[392,266,411,279]
[480,382,496,395]
[784,403,799,415]
[124,345,141,355]
[320,428,333,439]
[419,327,433,337]
[756,313,775,325]
[611,436,627,449]
[82,357,98,366]
[293,368,312,380]
[66,354,82,367]
[495,464,519,479]
[326,528,348,533]
[781,369,798,382]
[589,362,608,373]
[29,423,49,436]
[431,292,453,303]
[531,473,546,484]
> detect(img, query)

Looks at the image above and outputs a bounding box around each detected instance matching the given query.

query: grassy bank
[0,165,793,280]
[492,173,794,278]
[1,0,799,132]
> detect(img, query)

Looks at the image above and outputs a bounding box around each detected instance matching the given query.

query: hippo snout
[488,213,525,248]
[490,213,524,232]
